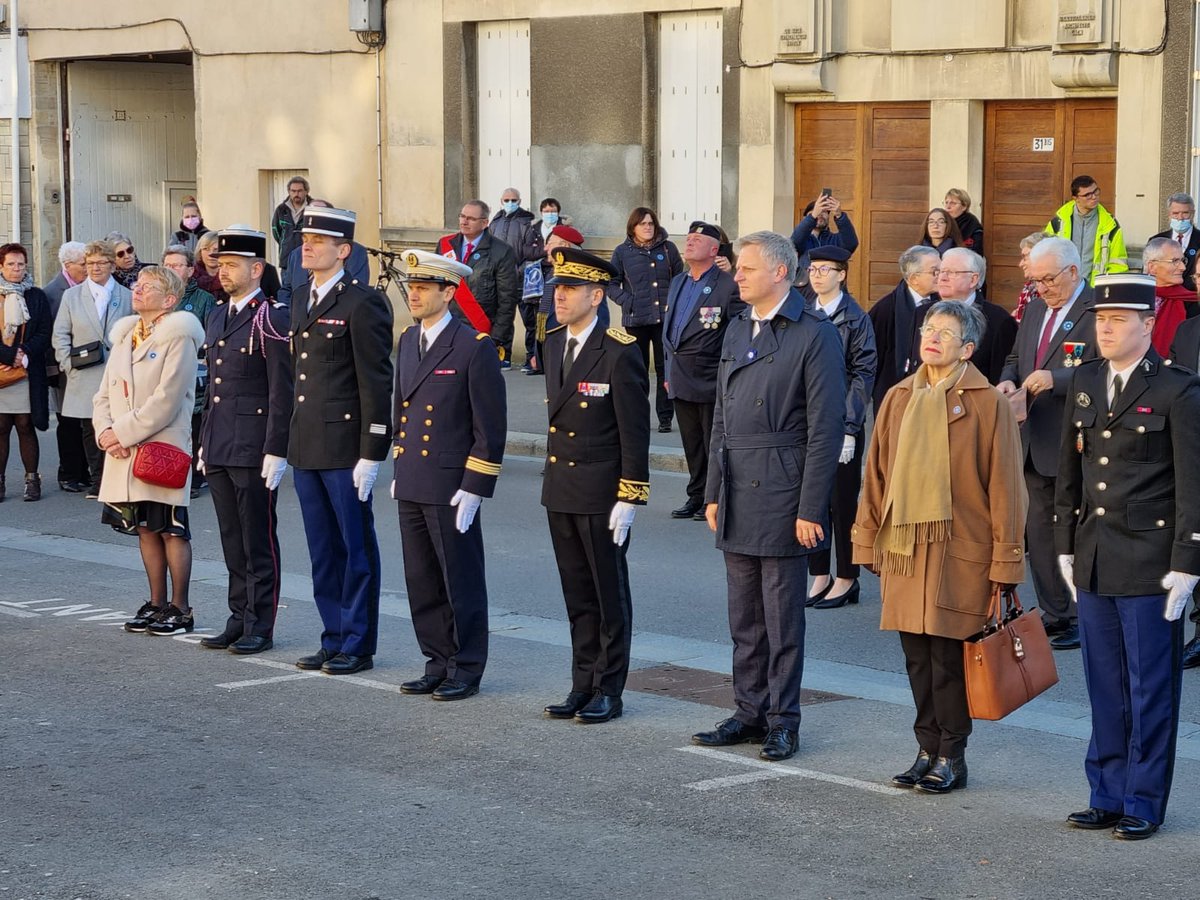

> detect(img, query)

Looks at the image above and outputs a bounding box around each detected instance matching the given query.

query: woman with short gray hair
[1014,231,1048,322]
[853,298,1026,794]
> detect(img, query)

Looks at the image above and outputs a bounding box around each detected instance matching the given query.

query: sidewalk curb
[504,430,689,474]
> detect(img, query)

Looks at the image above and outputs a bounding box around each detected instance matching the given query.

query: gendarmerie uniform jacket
[661,265,745,403]
[200,292,294,467]
[288,274,394,469]
[806,291,876,438]
[705,289,847,556]
[541,325,651,514]
[1054,350,1200,595]
[392,319,506,502]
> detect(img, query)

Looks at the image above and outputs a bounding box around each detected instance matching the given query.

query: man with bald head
[934,247,1017,384]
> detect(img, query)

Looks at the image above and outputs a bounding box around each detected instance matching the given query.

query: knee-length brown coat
[851,363,1028,640]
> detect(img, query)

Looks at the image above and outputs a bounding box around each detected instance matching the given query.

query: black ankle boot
[914,755,967,793]
[23,473,41,502]
[891,749,934,788]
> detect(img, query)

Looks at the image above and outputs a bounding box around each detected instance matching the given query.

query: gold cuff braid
[617,478,650,503]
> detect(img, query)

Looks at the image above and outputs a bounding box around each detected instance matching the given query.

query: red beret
[551,225,585,247]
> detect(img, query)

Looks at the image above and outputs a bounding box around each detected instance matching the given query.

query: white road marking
[215,673,317,690]
[238,656,406,694]
[678,746,907,796]
[684,770,786,792]
[0,604,38,617]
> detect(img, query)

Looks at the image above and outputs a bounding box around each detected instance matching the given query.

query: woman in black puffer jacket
[607,207,682,432]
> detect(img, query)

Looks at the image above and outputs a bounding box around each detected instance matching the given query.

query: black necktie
[309,288,318,312]
[1110,374,1124,412]
[561,337,578,387]
[419,331,428,360]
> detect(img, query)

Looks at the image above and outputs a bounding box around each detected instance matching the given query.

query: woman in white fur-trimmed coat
[92,265,206,636]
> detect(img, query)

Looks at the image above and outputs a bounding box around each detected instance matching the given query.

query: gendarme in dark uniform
[1056,273,1200,839]
[541,247,650,724]
[198,228,293,654]
[288,207,394,675]
[662,220,745,519]
[391,250,506,701]
[693,231,845,763]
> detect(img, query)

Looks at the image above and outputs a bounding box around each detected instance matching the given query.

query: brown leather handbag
[962,586,1059,720]
[0,324,28,389]
[132,441,192,490]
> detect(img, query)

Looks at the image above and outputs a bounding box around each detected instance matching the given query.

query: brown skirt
[101,501,191,540]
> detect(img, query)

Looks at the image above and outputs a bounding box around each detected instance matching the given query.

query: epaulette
[546,323,567,334]
[607,327,636,345]
[476,331,488,341]
[403,325,415,334]
[271,300,286,309]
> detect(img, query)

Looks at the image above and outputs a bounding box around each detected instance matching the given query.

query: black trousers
[55,413,89,484]
[626,323,672,425]
[518,302,539,368]
[809,436,864,579]
[724,552,807,730]
[208,464,281,638]
[546,510,633,697]
[673,398,713,505]
[397,499,489,684]
[79,418,105,489]
[898,631,972,758]
[1024,458,1074,625]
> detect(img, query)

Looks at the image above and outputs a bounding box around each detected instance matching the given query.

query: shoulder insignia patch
[476,332,488,341]
[546,323,567,334]
[607,328,637,345]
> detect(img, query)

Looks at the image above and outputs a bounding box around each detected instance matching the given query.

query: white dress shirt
[308,268,345,311]
[1107,358,1143,407]
[750,294,790,338]
[564,315,600,364]
[419,310,453,353]
[228,287,263,317]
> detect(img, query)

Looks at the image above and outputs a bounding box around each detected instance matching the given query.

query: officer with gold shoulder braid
[391,250,506,701]
[1057,273,1200,840]
[288,207,394,676]
[541,247,650,725]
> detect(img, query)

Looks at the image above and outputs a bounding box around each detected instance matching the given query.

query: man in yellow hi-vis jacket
[1045,175,1128,286]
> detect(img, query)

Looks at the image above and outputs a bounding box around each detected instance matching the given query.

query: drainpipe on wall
[10,0,18,242]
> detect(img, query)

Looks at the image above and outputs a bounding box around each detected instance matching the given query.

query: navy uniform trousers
[1077,590,1184,824]
[208,466,280,638]
[293,468,381,657]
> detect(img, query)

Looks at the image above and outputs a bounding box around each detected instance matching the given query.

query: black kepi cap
[1093,273,1155,310]
[215,227,267,258]
[546,247,619,286]
[300,206,356,240]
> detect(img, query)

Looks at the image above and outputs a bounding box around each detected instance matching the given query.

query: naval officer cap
[808,245,852,265]
[688,221,722,241]
[215,226,268,258]
[401,248,472,286]
[300,206,356,240]
[545,247,620,286]
[1092,273,1156,311]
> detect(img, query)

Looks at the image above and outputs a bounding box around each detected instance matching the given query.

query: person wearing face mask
[1151,192,1200,295]
[518,198,562,373]
[489,188,535,266]
[167,200,211,255]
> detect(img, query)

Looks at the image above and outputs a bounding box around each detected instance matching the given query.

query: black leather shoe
[124,601,164,633]
[229,635,273,655]
[812,579,860,610]
[759,725,799,761]
[692,508,707,521]
[1066,807,1123,830]
[691,717,768,746]
[891,749,934,788]
[1113,816,1159,840]
[1050,625,1081,650]
[805,579,833,608]
[58,480,87,493]
[296,648,335,670]
[147,606,193,635]
[544,691,591,719]
[431,678,479,701]
[671,501,702,519]
[574,692,623,723]
[658,423,673,433]
[400,674,445,695]
[914,755,967,793]
[322,653,373,675]
[1182,636,1200,670]
[1042,618,1071,636]
[200,632,239,649]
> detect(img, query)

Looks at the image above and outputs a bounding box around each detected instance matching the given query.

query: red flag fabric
[436,235,493,334]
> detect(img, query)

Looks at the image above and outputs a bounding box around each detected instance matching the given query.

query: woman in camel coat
[851,300,1027,795]
[93,265,205,637]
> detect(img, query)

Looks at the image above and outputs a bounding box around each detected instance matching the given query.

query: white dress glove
[352,458,381,502]
[390,479,396,500]
[608,501,637,545]
[838,435,856,465]
[196,446,206,476]
[1162,571,1200,622]
[261,454,288,491]
[1057,554,1076,604]
[450,489,483,534]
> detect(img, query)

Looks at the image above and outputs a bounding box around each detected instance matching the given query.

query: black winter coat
[806,292,877,437]
[0,287,52,430]
[608,231,683,328]
[489,208,535,267]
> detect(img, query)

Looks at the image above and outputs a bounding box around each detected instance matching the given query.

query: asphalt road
[4,392,1200,899]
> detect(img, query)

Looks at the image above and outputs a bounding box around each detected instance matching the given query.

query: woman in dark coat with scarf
[608,207,683,431]
[0,242,51,501]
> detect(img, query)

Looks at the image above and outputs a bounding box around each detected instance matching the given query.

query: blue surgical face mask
[1170,216,1192,234]
[502,200,520,215]
[542,211,559,226]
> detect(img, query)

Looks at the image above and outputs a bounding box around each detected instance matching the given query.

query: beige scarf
[2,291,29,342]
[874,361,965,575]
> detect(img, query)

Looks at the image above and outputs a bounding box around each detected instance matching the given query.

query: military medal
[1063,342,1085,367]
[578,382,611,398]
[699,306,722,330]
[1075,392,1091,408]
[1076,428,1084,454]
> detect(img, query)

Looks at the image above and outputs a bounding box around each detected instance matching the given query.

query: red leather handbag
[132,441,192,489]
